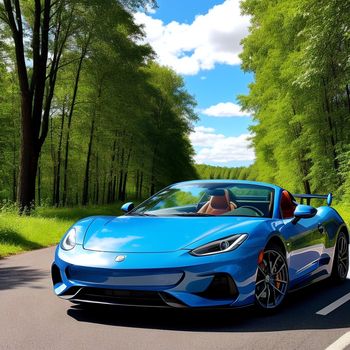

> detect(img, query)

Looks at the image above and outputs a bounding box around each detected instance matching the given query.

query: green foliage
[239,0,350,200]
[118,0,157,11]
[195,164,255,181]
[0,0,196,208]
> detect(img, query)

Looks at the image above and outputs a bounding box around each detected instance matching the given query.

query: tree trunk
[102,173,107,204]
[82,117,95,206]
[11,80,18,203]
[135,170,139,199]
[346,84,350,114]
[118,169,124,201]
[4,0,72,213]
[12,125,17,203]
[112,174,117,202]
[107,130,118,203]
[120,148,132,202]
[139,171,143,199]
[62,43,88,205]
[50,116,57,206]
[117,147,125,200]
[37,155,41,206]
[150,144,158,196]
[95,153,99,204]
[17,139,39,214]
[54,101,66,206]
[17,101,39,213]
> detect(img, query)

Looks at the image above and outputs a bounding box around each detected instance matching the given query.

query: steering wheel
[238,206,264,216]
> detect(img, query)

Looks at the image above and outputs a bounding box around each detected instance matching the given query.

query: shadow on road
[0,266,48,290]
[67,278,350,333]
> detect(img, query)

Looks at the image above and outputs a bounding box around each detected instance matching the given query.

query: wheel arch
[265,234,287,258]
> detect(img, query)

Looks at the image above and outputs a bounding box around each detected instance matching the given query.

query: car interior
[197,189,237,215]
[196,187,274,217]
[280,190,297,219]
[139,185,276,218]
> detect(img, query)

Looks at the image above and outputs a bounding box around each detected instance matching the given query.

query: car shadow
[67,278,350,332]
[0,266,48,290]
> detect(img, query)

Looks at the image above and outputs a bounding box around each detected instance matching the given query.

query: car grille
[74,288,169,307]
[66,266,183,288]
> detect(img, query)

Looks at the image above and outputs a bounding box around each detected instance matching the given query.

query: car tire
[255,243,289,313]
[331,232,349,283]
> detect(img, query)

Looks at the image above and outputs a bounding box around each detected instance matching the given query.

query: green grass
[0,214,71,257]
[0,203,124,258]
[333,204,350,226]
[0,202,348,259]
[33,203,124,221]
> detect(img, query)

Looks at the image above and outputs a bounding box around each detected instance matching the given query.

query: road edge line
[325,332,350,350]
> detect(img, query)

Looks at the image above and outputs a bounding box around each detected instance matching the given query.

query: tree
[0,0,156,213]
[239,0,350,198]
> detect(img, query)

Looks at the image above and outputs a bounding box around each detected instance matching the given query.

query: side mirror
[292,205,317,224]
[121,202,134,213]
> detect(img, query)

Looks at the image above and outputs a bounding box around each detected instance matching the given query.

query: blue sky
[135,0,254,167]
[151,0,223,23]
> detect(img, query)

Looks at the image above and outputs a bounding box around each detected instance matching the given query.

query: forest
[200,0,350,203]
[237,0,350,200]
[1,0,350,215]
[0,0,197,212]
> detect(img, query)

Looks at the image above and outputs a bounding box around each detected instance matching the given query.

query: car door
[279,191,325,283]
[282,217,325,282]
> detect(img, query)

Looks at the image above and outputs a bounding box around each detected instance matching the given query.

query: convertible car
[51,180,349,311]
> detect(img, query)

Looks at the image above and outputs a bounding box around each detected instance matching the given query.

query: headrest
[281,190,295,208]
[209,189,230,209]
[207,188,226,196]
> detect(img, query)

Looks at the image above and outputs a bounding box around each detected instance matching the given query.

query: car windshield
[130,183,274,218]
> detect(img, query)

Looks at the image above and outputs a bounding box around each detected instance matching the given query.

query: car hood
[82,215,265,253]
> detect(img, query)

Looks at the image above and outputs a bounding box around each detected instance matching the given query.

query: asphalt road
[0,247,350,350]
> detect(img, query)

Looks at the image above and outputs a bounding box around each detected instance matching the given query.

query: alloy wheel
[337,233,349,279]
[255,249,289,309]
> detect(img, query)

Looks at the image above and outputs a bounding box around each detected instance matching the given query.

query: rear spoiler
[292,193,333,206]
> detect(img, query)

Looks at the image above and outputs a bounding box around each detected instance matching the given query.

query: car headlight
[61,228,76,251]
[190,234,248,256]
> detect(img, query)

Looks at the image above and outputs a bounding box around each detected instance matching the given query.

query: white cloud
[134,0,250,75]
[202,102,250,117]
[190,126,255,163]
[190,126,225,147]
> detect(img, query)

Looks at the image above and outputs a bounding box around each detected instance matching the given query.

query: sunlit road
[0,247,349,350]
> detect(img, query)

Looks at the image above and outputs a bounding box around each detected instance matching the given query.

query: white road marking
[325,332,350,350]
[317,246,350,316]
[316,292,350,315]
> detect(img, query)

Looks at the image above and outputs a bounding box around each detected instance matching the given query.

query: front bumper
[52,244,258,308]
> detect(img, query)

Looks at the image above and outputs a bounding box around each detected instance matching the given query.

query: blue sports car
[51,180,349,311]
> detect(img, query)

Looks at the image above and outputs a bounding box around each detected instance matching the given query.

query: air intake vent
[75,288,168,307]
[51,263,62,286]
[195,273,238,300]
